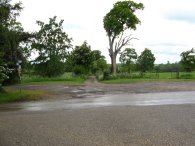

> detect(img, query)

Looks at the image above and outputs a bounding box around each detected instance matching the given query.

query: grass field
[102,72,195,84]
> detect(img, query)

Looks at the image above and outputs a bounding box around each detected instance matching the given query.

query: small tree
[68,42,108,75]
[70,41,94,75]
[32,16,72,77]
[180,49,195,72]
[103,0,144,74]
[137,48,155,73]
[91,50,108,74]
[119,48,137,73]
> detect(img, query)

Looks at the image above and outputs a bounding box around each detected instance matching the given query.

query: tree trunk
[111,53,117,75]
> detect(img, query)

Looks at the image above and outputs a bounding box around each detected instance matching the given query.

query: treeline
[0,1,109,88]
[155,62,182,72]
[0,0,195,90]
[118,48,195,74]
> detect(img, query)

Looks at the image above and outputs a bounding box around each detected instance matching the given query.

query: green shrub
[180,74,193,79]
[34,57,65,77]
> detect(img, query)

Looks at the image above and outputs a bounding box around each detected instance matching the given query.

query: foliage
[69,41,93,74]
[103,0,144,74]
[0,0,32,85]
[137,48,155,73]
[119,48,137,73]
[32,16,72,77]
[154,61,182,72]
[180,49,195,72]
[69,41,108,75]
[91,50,108,74]
[34,56,65,77]
[0,64,12,91]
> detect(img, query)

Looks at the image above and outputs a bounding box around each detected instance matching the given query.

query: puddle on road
[0,91,195,112]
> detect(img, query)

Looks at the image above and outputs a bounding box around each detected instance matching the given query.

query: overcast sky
[13,0,195,64]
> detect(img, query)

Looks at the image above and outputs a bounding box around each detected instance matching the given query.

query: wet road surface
[0,91,195,112]
[0,90,195,146]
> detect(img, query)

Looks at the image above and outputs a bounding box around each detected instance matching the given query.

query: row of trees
[0,0,194,90]
[119,48,155,74]
[0,0,109,87]
[0,0,146,86]
[119,48,195,74]
[30,17,108,77]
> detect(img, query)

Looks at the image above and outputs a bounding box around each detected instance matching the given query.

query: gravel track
[0,81,195,146]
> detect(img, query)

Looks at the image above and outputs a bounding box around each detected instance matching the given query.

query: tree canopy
[180,49,195,72]
[68,41,108,75]
[137,48,155,73]
[0,0,31,85]
[104,1,144,37]
[119,48,137,73]
[32,16,72,77]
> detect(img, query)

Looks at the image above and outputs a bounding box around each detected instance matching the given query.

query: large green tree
[180,49,195,72]
[119,48,137,73]
[32,16,72,77]
[0,0,31,85]
[103,0,144,74]
[137,48,155,73]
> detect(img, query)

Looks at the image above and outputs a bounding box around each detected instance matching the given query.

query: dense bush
[34,58,65,77]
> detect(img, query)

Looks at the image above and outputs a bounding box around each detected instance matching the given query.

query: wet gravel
[0,81,195,146]
[10,81,195,99]
[0,105,195,146]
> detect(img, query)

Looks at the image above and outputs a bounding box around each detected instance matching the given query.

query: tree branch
[115,34,138,54]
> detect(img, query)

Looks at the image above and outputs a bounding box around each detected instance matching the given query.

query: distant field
[102,72,195,84]
[140,72,195,79]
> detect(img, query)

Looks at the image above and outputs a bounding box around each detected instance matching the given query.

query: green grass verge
[21,73,85,85]
[101,78,195,84]
[102,71,195,84]
[0,89,45,104]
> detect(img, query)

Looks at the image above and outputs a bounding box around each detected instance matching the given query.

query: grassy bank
[0,89,45,104]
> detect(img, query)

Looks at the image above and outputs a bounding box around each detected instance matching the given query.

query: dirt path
[11,81,195,100]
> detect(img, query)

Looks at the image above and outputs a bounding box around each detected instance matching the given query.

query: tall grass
[0,89,45,104]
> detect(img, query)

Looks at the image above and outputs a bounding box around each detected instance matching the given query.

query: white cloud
[13,0,195,64]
